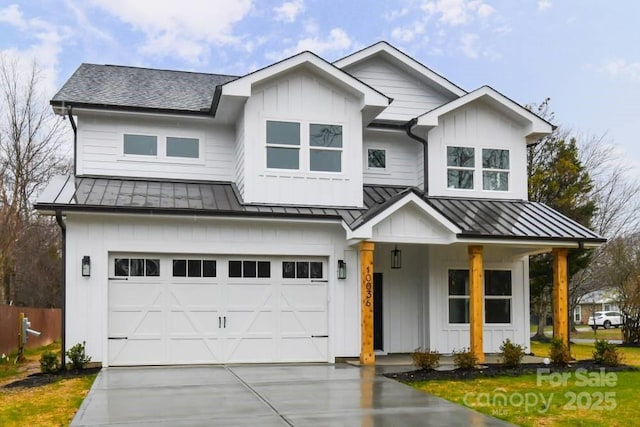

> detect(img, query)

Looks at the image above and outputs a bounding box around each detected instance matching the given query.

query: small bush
[66,341,91,371]
[593,339,624,367]
[412,349,440,370]
[40,351,61,374]
[549,338,571,366]
[0,353,8,365]
[453,347,478,369]
[499,339,525,368]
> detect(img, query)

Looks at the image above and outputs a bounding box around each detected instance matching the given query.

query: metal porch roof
[35,176,604,244]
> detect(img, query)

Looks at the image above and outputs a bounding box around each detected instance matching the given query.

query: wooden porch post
[553,248,569,346]
[469,245,484,364]
[360,241,375,365]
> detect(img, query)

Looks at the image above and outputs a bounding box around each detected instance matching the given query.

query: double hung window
[447,269,512,324]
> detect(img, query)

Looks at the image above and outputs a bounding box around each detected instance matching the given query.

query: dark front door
[373,273,383,350]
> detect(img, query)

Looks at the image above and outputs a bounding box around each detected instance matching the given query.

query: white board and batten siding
[344,56,453,123]
[427,100,529,200]
[239,69,364,207]
[427,245,530,354]
[76,113,236,182]
[64,213,361,366]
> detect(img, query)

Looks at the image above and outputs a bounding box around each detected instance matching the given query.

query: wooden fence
[0,305,61,355]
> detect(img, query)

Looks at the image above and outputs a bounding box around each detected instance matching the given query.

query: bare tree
[0,55,68,305]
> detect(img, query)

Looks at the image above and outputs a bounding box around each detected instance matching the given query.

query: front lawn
[410,342,640,427]
[0,342,97,427]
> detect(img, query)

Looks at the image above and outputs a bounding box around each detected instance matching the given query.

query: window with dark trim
[172,259,216,277]
[367,149,386,169]
[229,260,271,278]
[447,269,512,324]
[282,261,323,279]
[114,258,160,277]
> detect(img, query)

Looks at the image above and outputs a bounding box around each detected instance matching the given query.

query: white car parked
[588,311,623,329]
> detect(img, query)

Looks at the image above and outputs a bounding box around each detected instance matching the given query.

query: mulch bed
[385,360,638,382]
[2,367,101,389]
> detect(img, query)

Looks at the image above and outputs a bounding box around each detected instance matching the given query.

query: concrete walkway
[72,364,514,426]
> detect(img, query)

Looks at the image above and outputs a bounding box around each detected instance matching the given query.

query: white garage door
[108,255,328,366]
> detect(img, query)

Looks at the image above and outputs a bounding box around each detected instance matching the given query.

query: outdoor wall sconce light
[82,256,91,277]
[338,260,347,279]
[391,245,402,269]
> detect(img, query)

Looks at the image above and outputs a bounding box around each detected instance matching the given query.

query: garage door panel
[110,339,165,366]
[226,337,277,363]
[226,310,276,335]
[280,337,328,361]
[168,338,223,364]
[168,310,220,335]
[280,311,327,335]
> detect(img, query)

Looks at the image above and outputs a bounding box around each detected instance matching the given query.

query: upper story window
[124,134,158,156]
[446,147,510,192]
[367,149,386,169]
[447,146,474,189]
[167,137,199,159]
[266,121,300,169]
[122,133,201,161]
[266,120,342,173]
[482,149,509,191]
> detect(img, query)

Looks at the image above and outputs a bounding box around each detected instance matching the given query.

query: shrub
[499,339,525,368]
[593,339,624,367]
[66,341,91,371]
[412,349,440,370]
[0,353,8,365]
[453,347,478,369]
[549,338,571,366]
[40,351,61,374]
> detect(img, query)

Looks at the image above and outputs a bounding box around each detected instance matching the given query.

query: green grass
[0,342,97,427]
[571,328,622,341]
[411,342,640,427]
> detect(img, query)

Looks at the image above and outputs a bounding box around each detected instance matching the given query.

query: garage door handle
[311,335,328,338]
[108,337,128,340]
[218,316,221,328]
[223,316,227,328]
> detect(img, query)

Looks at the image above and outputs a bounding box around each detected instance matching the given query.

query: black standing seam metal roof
[34,176,604,243]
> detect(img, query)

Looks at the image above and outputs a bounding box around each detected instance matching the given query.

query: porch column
[360,241,375,365]
[469,245,484,364]
[553,248,569,346]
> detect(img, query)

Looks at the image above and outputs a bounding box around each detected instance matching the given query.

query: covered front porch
[344,188,604,366]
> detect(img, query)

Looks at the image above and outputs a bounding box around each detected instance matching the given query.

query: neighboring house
[35,42,604,367]
[576,289,620,325]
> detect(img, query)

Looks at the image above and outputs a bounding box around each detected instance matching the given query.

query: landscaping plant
[593,339,624,366]
[453,347,478,369]
[411,349,440,370]
[66,341,91,371]
[39,351,61,374]
[499,338,525,368]
[549,338,571,365]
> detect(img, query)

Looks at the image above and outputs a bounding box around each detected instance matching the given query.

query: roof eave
[49,100,213,117]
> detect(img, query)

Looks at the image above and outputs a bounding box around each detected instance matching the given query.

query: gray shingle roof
[35,176,604,243]
[51,64,238,113]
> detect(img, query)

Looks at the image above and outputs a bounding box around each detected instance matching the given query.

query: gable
[372,202,455,244]
[345,56,456,122]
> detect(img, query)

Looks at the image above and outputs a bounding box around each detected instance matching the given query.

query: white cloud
[385,7,410,21]
[601,59,640,81]
[88,0,253,63]
[537,0,552,11]
[273,0,305,23]
[460,33,479,58]
[0,5,72,97]
[391,21,426,43]
[266,28,353,60]
[421,0,494,26]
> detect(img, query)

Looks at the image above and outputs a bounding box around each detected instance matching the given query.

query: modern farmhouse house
[36,42,604,367]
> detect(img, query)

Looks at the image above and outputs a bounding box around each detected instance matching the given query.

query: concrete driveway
[71,364,513,426]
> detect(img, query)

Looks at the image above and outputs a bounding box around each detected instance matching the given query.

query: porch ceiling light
[82,256,91,277]
[338,260,347,280]
[391,245,402,269]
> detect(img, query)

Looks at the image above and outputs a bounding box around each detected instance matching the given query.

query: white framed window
[447,146,474,189]
[124,134,158,156]
[482,149,509,191]
[228,260,271,278]
[574,306,581,322]
[367,148,386,169]
[114,258,160,277]
[265,120,342,173]
[447,269,512,324]
[167,137,199,159]
[172,259,216,277]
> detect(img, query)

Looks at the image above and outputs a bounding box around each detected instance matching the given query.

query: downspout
[405,118,428,193]
[67,106,77,176]
[55,210,66,371]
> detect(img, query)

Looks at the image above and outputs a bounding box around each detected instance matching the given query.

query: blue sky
[1,0,639,168]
